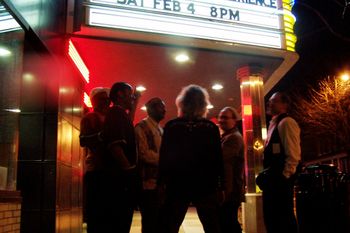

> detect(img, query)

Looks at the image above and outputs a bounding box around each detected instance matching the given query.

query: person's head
[89,87,110,113]
[145,97,166,123]
[109,82,135,110]
[218,107,240,132]
[176,84,210,118]
[267,92,290,116]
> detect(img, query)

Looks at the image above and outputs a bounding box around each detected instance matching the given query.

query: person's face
[267,93,286,116]
[119,88,135,110]
[218,109,236,132]
[92,92,110,112]
[149,101,166,122]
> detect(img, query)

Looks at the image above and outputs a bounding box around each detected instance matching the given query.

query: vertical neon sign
[68,39,90,83]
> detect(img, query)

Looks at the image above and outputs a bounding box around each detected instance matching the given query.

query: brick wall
[0,191,21,233]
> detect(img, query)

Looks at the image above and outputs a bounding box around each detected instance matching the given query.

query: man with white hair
[158,84,224,233]
[79,87,110,233]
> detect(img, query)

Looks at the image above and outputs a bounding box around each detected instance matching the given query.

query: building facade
[0,1,298,232]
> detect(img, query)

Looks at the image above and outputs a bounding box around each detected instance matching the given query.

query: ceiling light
[0,47,11,56]
[207,104,214,109]
[136,85,146,92]
[175,53,189,63]
[212,84,223,90]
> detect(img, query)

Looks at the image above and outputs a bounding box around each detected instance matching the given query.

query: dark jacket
[158,117,224,197]
[221,127,245,204]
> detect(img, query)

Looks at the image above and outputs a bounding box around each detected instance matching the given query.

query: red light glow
[68,40,90,83]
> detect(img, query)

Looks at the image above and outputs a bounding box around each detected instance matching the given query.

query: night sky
[270,0,350,96]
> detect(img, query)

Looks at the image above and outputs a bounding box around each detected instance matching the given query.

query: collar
[271,113,288,123]
[222,127,238,137]
[145,117,160,128]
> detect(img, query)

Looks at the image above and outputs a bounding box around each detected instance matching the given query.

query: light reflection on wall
[59,119,73,163]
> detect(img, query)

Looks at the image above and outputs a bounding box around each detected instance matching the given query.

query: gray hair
[220,106,240,120]
[176,84,210,118]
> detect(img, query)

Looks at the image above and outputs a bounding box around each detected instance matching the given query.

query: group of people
[80,81,301,233]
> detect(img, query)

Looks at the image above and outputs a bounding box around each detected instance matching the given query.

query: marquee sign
[0,4,22,33]
[85,0,296,51]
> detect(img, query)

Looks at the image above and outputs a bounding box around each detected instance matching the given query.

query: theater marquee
[85,0,296,51]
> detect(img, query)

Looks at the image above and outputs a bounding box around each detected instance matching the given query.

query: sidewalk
[130,207,204,233]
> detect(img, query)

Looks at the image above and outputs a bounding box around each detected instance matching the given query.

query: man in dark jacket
[101,82,141,233]
[218,107,245,233]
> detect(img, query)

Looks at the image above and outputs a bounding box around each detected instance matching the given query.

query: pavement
[130,207,204,233]
[83,207,243,233]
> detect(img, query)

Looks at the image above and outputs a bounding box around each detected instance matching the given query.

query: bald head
[145,97,166,122]
[267,92,290,116]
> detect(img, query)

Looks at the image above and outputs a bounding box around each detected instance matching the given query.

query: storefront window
[0,3,24,191]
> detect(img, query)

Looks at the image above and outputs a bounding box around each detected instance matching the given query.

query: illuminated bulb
[3,108,21,113]
[72,107,82,113]
[141,106,147,111]
[207,104,214,109]
[261,127,267,140]
[23,73,34,82]
[136,86,146,92]
[212,84,223,90]
[0,47,11,56]
[340,73,349,82]
[175,53,189,63]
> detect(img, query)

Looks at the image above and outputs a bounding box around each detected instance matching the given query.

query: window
[0,3,24,191]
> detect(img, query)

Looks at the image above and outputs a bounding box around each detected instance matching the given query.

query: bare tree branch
[293,77,350,149]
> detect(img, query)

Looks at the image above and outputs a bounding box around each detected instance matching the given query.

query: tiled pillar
[237,64,267,233]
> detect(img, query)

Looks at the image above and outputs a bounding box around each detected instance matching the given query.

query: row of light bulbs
[136,83,221,111]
